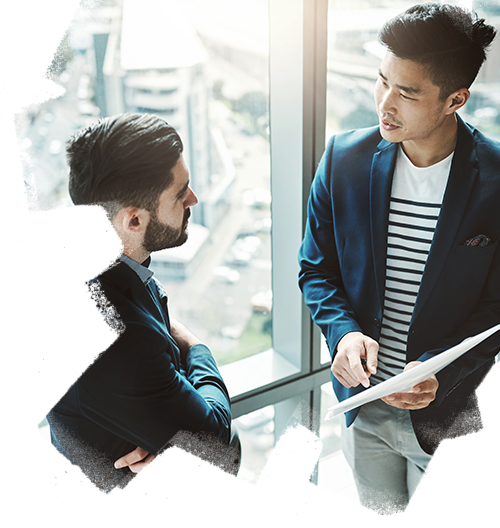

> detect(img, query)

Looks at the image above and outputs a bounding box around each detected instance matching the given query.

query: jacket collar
[73,216,153,284]
[62,215,163,321]
[412,114,478,322]
[97,259,180,369]
[63,214,145,288]
[370,138,398,317]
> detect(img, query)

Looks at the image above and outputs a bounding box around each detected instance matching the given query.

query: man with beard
[47,113,239,492]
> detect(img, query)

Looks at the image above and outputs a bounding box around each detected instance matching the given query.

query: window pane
[18,0,271,369]
[319,382,341,459]
[317,382,356,499]
[233,405,275,483]
[148,0,271,367]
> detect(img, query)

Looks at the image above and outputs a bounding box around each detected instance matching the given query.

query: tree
[32,22,73,87]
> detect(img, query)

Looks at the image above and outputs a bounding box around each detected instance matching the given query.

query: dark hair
[379,3,497,99]
[67,113,183,217]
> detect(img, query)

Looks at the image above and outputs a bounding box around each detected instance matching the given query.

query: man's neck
[123,246,151,265]
[401,114,458,168]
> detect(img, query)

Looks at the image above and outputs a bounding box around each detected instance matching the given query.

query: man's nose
[379,89,397,116]
[186,186,198,207]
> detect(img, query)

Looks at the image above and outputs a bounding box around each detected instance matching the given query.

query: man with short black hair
[47,113,239,492]
[299,3,500,513]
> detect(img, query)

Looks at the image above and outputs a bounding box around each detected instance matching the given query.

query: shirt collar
[75,216,153,284]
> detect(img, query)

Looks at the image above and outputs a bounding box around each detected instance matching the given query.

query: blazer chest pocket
[454,237,499,258]
[447,238,499,304]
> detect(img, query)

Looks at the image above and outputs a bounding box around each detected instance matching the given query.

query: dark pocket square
[463,234,491,247]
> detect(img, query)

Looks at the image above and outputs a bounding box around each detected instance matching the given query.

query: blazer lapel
[370,139,398,312]
[63,215,180,370]
[412,117,479,323]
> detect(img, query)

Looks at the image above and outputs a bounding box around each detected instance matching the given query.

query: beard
[142,209,190,253]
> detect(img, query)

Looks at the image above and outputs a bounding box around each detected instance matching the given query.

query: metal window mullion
[269,0,328,507]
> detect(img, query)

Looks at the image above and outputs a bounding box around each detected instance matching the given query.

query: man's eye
[400,93,412,100]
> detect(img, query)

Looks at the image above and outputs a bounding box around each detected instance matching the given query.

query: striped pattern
[370,197,441,385]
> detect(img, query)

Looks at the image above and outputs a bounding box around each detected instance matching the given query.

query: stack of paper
[325,323,500,421]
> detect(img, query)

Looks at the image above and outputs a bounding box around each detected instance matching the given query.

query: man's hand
[332,332,378,388]
[381,361,439,410]
[171,319,202,353]
[114,446,155,474]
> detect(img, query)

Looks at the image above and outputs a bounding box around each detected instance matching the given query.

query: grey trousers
[341,398,432,514]
[189,427,241,514]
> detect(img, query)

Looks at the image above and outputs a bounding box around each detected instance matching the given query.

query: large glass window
[131,0,273,368]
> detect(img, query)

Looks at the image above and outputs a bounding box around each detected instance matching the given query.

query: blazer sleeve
[298,136,363,354]
[77,320,231,455]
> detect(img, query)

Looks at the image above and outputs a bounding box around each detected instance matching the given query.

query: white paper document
[325,323,500,421]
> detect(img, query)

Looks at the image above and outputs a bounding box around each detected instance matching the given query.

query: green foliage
[214,83,269,137]
[214,312,272,367]
[232,91,268,120]
[32,22,73,86]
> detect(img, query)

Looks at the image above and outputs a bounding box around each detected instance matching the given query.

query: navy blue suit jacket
[47,259,231,490]
[299,116,500,454]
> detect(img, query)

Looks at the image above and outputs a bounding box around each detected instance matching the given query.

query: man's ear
[446,88,470,114]
[119,207,150,234]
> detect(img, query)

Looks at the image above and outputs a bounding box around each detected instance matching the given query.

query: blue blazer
[299,116,500,454]
[47,260,231,490]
